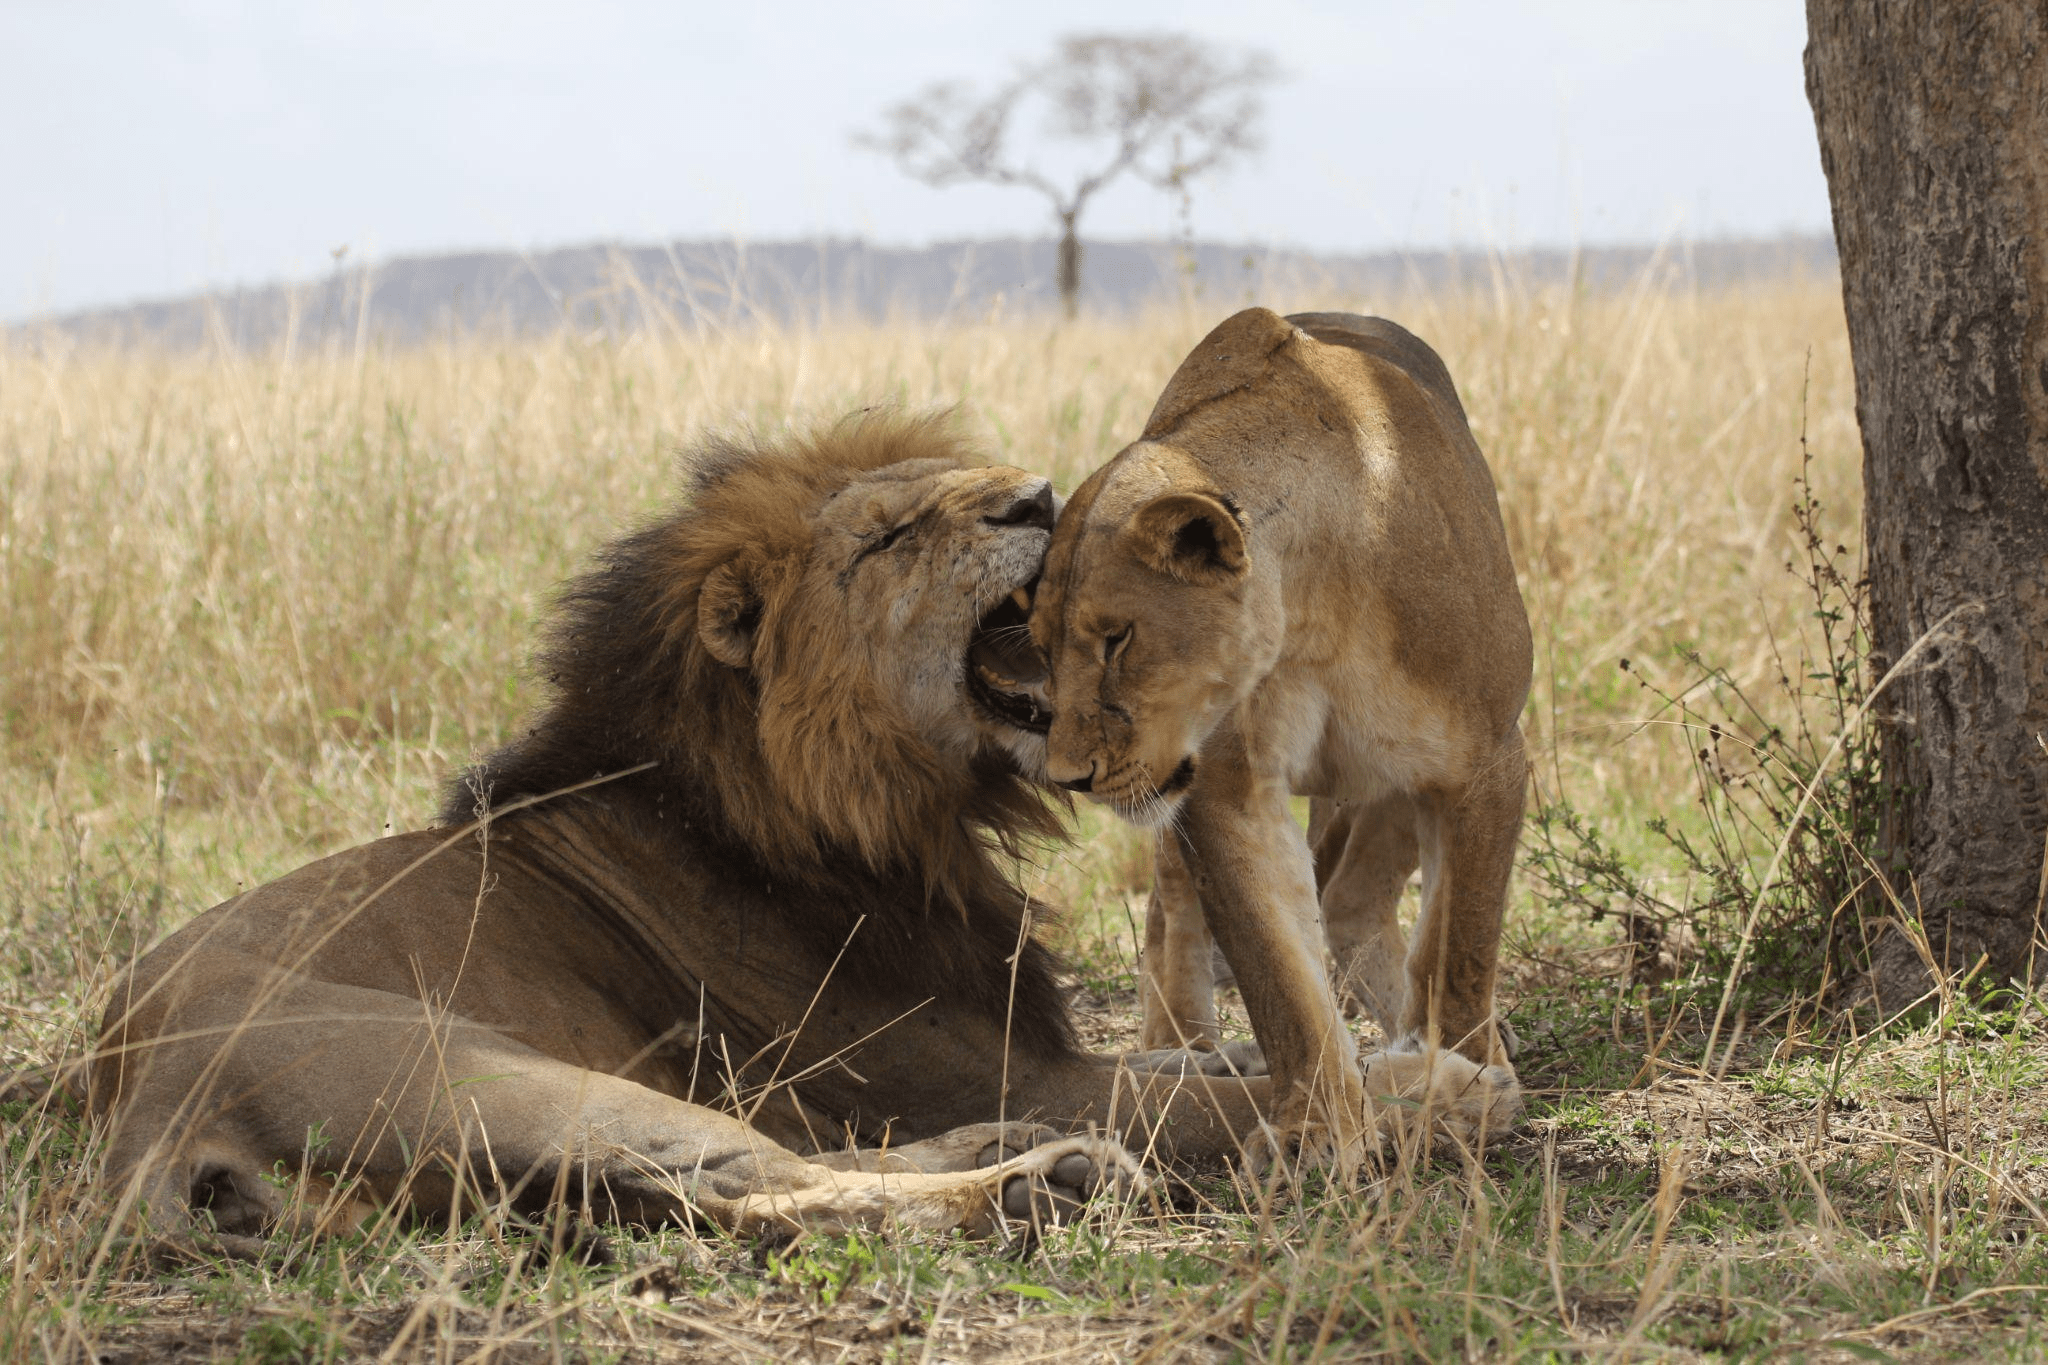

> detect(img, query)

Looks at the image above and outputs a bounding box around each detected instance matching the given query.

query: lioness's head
[1029,442,1281,827]
[462,412,1061,882]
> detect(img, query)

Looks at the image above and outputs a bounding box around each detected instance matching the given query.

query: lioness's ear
[1130,492,1247,583]
[698,561,763,668]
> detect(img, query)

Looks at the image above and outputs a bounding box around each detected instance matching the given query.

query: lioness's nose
[987,480,1055,531]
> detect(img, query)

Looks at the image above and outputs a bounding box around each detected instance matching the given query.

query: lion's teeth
[1010,586,1033,612]
[976,662,1016,689]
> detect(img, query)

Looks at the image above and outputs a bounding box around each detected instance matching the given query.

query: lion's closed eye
[855,522,917,564]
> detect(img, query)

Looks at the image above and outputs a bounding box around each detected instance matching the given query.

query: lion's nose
[986,480,1055,531]
[1047,760,1095,793]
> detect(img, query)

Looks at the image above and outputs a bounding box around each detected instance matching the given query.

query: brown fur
[1032,311,1531,1174]
[90,412,1302,1249]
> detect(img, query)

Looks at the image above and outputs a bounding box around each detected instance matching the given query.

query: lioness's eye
[1103,625,1131,663]
[869,522,914,554]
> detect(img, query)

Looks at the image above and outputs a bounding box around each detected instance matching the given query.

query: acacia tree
[1805,1,2048,1005]
[861,32,1277,319]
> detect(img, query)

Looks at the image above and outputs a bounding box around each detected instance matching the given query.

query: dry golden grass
[10,276,2048,1362]
[0,277,1857,901]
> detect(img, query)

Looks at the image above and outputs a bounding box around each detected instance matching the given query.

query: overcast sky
[1,1,1831,321]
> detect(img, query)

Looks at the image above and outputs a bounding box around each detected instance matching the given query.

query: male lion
[91,413,1296,1251]
[1029,310,1530,1172]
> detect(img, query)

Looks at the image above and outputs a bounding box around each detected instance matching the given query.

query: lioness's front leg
[1174,768,1369,1175]
[1310,795,1418,1034]
[1404,726,1527,1070]
[1148,798,1419,1050]
[1138,832,1221,1050]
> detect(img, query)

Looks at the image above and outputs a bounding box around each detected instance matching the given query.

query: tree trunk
[1056,212,1082,321]
[1806,1,2048,1006]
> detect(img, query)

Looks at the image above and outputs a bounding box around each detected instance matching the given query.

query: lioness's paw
[990,1136,1146,1224]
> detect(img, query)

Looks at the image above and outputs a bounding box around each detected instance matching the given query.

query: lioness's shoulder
[1142,308,1468,440]
[1141,308,1298,439]
[1280,312,1468,424]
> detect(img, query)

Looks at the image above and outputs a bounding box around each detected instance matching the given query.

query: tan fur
[1032,312,1532,1173]
[90,413,1320,1251]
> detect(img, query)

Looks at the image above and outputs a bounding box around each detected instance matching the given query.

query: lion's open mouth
[967,579,1050,734]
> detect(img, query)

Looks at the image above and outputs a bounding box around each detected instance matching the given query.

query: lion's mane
[440,414,1074,1053]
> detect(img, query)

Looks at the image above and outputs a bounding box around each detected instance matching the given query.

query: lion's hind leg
[92,956,402,1258]
[96,963,1142,1246]
[96,1126,314,1265]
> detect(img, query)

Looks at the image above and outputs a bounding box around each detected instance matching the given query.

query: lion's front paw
[831,1121,1071,1175]
[967,1122,1068,1169]
[1120,1038,1267,1078]
[1212,1038,1267,1076]
[988,1135,1146,1224]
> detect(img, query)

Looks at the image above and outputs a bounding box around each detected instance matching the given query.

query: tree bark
[1056,211,1082,320]
[1806,1,2048,1005]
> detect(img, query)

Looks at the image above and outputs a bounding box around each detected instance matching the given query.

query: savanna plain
[6,269,2048,1362]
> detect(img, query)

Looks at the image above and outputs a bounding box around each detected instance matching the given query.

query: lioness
[93,413,1298,1250]
[1029,310,1531,1171]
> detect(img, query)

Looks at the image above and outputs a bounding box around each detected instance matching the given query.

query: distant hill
[11,234,1837,351]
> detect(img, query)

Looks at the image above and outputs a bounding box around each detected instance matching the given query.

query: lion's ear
[1129,492,1247,583]
[698,561,763,668]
